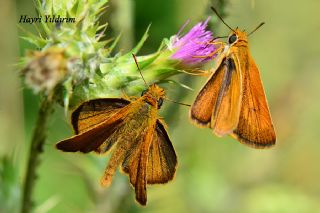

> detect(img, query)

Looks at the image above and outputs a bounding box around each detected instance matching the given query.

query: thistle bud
[23,48,68,94]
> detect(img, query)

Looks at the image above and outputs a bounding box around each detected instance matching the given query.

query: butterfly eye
[228,34,237,44]
[157,98,163,109]
[141,89,148,96]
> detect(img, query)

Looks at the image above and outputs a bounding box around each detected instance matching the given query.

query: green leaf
[125,24,151,56]
[69,0,79,17]
[20,36,46,48]
[157,79,194,91]
[134,52,161,70]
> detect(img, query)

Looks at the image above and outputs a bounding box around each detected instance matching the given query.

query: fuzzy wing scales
[232,54,276,148]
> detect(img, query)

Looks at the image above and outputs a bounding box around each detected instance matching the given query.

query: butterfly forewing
[231,53,276,148]
[190,56,242,136]
[190,58,227,126]
[56,99,130,153]
[72,98,130,134]
[56,110,125,153]
[211,56,242,136]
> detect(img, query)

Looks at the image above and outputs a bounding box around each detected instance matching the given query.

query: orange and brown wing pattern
[90,102,154,205]
[56,112,124,153]
[121,119,176,205]
[72,98,130,134]
[190,58,227,127]
[56,98,130,153]
[231,54,276,148]
[147,120,177,184]
[120,120,156,206]
[211,56,242,136]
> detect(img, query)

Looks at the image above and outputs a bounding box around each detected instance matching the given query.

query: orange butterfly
[190,7,276,148]
[56,55,177,205]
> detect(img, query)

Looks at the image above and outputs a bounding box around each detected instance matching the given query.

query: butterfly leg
[180,68,212,76]
[205,41,225,46]
[192,46,224,59]
[195,41,224,46]
[121,89,139,102]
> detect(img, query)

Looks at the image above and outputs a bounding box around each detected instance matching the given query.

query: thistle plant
[19,0,219,211]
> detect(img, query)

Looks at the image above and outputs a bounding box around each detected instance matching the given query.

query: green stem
[21,98,54,213]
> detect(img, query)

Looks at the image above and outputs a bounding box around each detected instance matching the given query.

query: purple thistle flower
[171,17,219,65]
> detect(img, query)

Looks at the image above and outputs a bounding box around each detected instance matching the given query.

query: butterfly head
[228,22,265,45]
[141,84,165,109]
[227,29,248,45]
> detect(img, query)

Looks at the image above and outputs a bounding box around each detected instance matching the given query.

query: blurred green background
[1,0,320,212]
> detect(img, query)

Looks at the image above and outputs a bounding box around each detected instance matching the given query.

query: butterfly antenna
[248,22,265,36]
[164,97,191,107]
[210,7,235,32]
[132,54,148,87]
